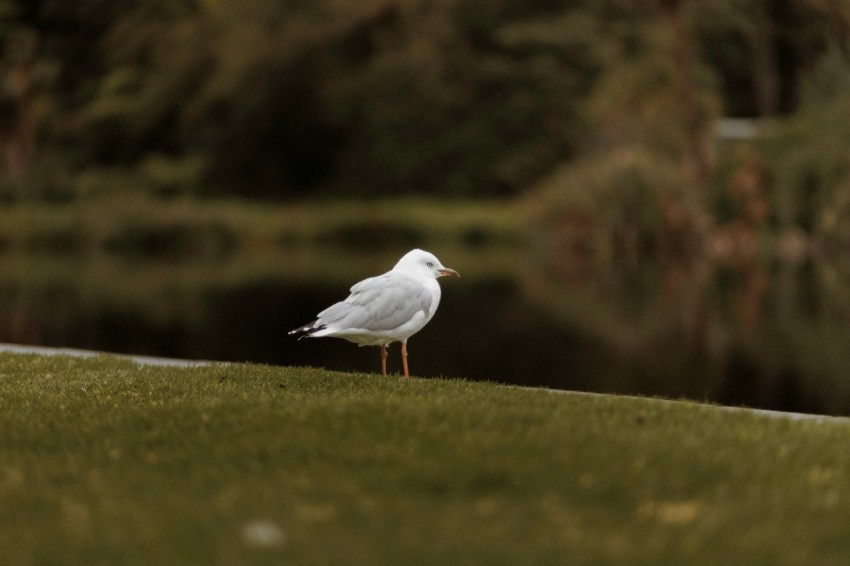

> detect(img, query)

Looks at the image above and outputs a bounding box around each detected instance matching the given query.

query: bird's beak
[439,267,460,278]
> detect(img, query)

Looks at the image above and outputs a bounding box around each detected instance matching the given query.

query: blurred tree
[1,0,849,202]
[1,0,604,199]
[696,0,850,117]
[0,0,152,199]
[753,1,850,240]
[695,0,781,117]
[0,0,56,199]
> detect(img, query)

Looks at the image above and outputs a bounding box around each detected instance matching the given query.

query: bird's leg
[401,341,409,380]
[381,344,388,376]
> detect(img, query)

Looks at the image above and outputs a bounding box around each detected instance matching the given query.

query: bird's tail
[288,321,326,340]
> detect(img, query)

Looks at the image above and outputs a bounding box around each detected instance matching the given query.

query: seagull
[288,249,459,379]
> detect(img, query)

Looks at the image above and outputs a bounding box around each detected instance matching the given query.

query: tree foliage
[0,0,848,201]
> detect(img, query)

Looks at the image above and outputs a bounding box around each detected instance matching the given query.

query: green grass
[2,353,850,565]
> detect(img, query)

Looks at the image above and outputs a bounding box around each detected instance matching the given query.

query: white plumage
[289,249,459,378]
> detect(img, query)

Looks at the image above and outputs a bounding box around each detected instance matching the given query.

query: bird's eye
[426,262,433,267]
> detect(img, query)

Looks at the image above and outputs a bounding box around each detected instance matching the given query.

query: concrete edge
[0,343,217,368]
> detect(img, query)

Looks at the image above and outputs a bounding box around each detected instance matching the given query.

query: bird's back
[308,271,439,345]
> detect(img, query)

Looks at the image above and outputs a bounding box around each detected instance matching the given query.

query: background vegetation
[1,1,849,214]
[4,1,850,415]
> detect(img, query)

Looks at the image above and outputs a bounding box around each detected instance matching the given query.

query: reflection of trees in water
[522,248,850,415]
[0,285,74,345]
[6,247,850,414]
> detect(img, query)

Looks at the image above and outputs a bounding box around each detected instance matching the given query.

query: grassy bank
[2,354,850,564]
[0,197,521,257]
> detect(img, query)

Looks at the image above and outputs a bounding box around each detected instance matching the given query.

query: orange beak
[439,268,460,278]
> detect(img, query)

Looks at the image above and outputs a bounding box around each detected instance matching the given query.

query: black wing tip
[288,322,326,340]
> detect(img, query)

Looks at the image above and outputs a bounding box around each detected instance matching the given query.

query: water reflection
[2,247,850,415]
[523,247,850,415]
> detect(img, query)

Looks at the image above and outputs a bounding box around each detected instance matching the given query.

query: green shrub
[527,148,705,258]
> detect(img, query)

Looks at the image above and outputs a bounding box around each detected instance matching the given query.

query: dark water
[3,250,850,416]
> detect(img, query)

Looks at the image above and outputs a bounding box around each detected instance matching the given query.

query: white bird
[288,249,459,379]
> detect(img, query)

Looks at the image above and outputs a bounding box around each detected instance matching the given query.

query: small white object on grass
[241,520,285,548]
[288,249,459,379]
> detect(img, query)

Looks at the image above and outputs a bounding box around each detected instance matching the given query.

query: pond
[2,245,850,416]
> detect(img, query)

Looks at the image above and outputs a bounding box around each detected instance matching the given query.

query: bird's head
[394,249,460,280]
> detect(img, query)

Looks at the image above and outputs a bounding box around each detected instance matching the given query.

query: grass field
[2,353,850,565]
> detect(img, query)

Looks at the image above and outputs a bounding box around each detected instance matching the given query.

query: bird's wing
[349,274,385,295]
[317,274,432,332]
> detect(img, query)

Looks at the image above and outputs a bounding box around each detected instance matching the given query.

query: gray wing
[316,274,432,331]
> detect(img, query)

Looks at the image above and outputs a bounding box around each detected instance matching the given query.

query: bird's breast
[423,279,441,320]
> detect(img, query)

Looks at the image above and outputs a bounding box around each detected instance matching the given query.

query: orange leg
[381,344,388,376]
[401,342,409,380]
